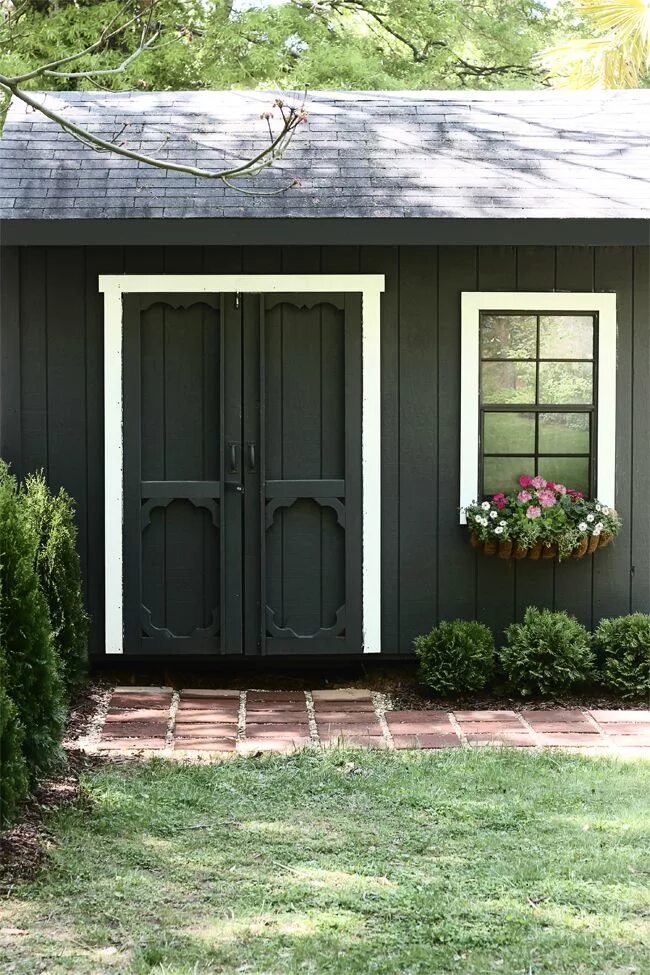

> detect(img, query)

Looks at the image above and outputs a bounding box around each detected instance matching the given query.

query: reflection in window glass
[538,413,590,455]
[537,457,590,495]
[484,457,535,496]
[481,361,536,404]
[538,362,593,404]
[478,311,596,497]
[539,315,593,360]
[480,315,537,359]
[484,413,535,454]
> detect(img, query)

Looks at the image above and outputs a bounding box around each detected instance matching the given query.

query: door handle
[247,441,256,472]
[228,442,238,473]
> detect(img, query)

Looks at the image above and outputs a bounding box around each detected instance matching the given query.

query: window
[460,293,616,523]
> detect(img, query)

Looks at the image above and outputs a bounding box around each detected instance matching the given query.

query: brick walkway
[86,687,650,758]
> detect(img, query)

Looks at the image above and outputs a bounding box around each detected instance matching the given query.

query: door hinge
[235,292,241,309]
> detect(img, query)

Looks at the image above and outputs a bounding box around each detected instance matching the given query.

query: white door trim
[98,273,385,655]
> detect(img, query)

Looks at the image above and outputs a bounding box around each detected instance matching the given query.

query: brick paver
[93,689,650,759]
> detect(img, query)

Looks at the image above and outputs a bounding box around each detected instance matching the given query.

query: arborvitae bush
[0,463,64,777]
[414,620,495,695]
[501,607,595,697]
[0,671,28,827]
[594,614,650,700]
[23,472,89,698]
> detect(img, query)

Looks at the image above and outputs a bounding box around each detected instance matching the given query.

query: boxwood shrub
[23,472,89,698]
[594,614,650,699]
[0,463,64,778]
[502,607,595,697]
[414,620,495,695]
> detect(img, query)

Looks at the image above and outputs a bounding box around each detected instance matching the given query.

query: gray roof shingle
[1,88,649,220]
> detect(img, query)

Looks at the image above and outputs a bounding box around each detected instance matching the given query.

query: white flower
[595,522,604,532]
[578,522,588,531]
[592,526,602,536]
[481,501,491,511]
[596,504,602,512]
[495,526,504,535]
[602,506,610,516]
[586,513,595,523]
[490,510,498,520]
[500,520,507,526]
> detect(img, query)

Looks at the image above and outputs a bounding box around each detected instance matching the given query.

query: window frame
[460,292,616,525]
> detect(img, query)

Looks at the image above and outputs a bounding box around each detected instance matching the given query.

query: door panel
[258,294,362,653]
[122,290,362,656]
[123,293,242,654]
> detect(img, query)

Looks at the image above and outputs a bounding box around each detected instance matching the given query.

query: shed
[1,89,649,660]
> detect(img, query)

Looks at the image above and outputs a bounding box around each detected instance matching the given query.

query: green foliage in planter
[23,472,89,698]
[502,607,595,697]
[0,463,64,777]
[0,675,28,827]
[594,614,650,700]
[414,620,495,695]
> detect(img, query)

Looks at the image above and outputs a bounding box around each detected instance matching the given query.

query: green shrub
[594,614,650,699]
[502,607,595,697]
[23,472,89,698]
[414,620,495,695]
[0,676,28,827]
[0,463,64,777]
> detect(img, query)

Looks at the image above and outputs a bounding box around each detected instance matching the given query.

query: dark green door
[123,291,362,655]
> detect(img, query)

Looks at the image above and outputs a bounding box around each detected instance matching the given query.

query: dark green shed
[1,90,649,659]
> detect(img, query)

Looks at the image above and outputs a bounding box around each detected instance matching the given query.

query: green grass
[2,749,650,974]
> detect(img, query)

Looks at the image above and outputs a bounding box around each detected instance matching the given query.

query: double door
[122,291,362,655]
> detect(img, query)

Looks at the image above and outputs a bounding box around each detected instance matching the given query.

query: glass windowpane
[537,457,590,494]
[538,413,590,454]
[538,362,593,405]
[481,361,536,404]
[484,412,535,454]
[539,315,594,360]
[483,457,535,496]
[480,315,537,360]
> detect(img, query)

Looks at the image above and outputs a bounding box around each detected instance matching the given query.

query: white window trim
[98,273,385,655]
[460,291,617,524]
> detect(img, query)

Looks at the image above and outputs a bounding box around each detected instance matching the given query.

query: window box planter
[464,474,620,563]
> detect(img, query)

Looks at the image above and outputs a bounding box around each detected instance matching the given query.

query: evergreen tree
[0,674,28,827]
[0,463,64,778]
[22,473,89,700]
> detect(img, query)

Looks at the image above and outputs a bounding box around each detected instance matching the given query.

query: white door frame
[98,273,385,655]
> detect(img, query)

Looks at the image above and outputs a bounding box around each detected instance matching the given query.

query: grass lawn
[1,749,649,975]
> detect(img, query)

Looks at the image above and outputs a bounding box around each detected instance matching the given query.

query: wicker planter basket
[470,532,612,561]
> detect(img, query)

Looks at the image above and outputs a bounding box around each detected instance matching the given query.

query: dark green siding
[1,244,649,655]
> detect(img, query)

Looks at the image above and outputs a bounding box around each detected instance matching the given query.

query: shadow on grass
[2,748,650,975]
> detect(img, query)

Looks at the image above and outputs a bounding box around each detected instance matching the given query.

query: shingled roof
[1,89,649,220]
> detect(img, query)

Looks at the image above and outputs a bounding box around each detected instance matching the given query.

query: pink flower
[538,490,557,508]
[555,483,567,495]
[526,505,542,520]
[517,490,532,503]
[567,489,584,500]
[546,482,557,491]
[492,493,507,510]
[518,474,534,488]
[531,475,547,490]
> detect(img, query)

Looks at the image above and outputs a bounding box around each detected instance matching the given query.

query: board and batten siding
[1,244,649,656]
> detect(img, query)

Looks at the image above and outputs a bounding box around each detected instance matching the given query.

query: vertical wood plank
[46,248,88,593]
[631,247,650,612]
[437,246,478,622]
[398,247,438,650]
[514,247,556,620]
[0,247,22,472]
[553,247,595,627]
[593,247,634,621]
[475,247,517,639]
[19,248,47,476]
